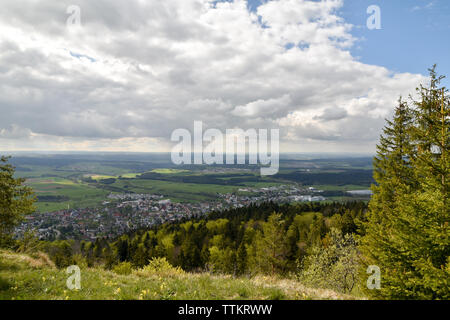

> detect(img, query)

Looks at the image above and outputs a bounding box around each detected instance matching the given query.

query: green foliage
[37,240,75,269]
[298,228,359,294]
[71,253,89,270]
[247,213,288,275]
[15,230,40,254]
[113,261,133,275]
[268,289,286,300]
[208,245,235,274]
[11,201,367,297]
[361,66,449,300]
[137,257,184,277]
[72,201,367,295]
[1,250,356,300]
[130,243,148,268]
[0,156,35,247]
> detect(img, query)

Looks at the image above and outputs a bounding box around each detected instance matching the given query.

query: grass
[111,179,239,202]
[150,169,190,174]
[89,175,117,181]
[0,250,357,300]
[88,169,191,180]
[311,185,371,191]
[25,177,110,212]
[119,173,142,178]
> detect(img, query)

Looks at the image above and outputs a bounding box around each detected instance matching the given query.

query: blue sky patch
[69,51,96,63]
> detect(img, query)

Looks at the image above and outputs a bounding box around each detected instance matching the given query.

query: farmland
[25,177,110,212]
[8,153,374,213]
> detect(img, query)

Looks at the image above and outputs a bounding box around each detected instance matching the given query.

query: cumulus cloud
[314,107,348,121]
[232,95,292,118]
[0,124,33,139]
[0,0,426,153]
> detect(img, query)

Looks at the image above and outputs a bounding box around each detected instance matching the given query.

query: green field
[19,167,287,210]
[150,169,190,174]
[311,185,371,191]
[10,155,374,213]
[25,177,110,212]
[110,178,242,202]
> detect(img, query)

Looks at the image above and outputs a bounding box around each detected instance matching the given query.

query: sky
[0,0,448,154]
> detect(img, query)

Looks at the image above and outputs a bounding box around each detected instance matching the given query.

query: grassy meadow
[0,250,356,300]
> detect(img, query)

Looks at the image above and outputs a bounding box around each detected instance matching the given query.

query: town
[16,185,326,241]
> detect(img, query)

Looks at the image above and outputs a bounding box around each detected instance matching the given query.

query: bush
[268,289,286,300]
[72,254,88,270]
[15,230,40,254]
[297,228,359,294]
[113,261,133,275]
[136,257,184,277]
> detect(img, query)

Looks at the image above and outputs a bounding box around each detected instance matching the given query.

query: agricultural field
[7,153,374,213]
[110,178,239,202]
[150,169,190,174]
[24,177,110,212]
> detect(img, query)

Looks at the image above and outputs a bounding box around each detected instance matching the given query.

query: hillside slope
[0,250,357,300]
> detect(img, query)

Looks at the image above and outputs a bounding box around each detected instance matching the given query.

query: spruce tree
[370,97,415,217]
[236,242,247,275]
[361,67,449,299]
[388,67,449,299]
[360,98,414,285]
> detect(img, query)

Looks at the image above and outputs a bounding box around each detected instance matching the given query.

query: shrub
[136,257,184,277]
[297,228,359,294]
[72,254,88,270]
[268,289,286,300]
[15,230,40,254]
[113,261,133,275]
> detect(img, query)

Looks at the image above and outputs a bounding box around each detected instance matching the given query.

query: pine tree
[251,213,288,275]
[410,66,449,198]
[116,235,130,262]
[131,242,149,268]
[360,96,415,298]
[308,214,327,246]
[387,67,449,299]
[93,238,102,258]
[236,242,247,275]
[361,67,449,299]
[370,97,415,219]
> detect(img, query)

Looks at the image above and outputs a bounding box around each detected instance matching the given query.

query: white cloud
[0,0,426,153]
[232,95,292,118]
